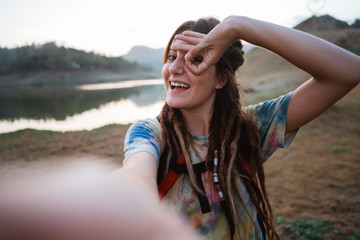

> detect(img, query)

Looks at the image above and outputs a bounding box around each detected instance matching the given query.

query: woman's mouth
[170,81,190,90]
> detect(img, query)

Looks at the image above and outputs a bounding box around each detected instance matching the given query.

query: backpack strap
[158,153,185,199]
[156,116,257,238]
[158,153,214,214]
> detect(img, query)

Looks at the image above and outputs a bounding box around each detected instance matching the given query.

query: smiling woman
[121,15,359,240]
[1,9,359,240]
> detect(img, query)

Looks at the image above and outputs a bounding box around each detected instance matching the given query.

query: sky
[0,0,359,56]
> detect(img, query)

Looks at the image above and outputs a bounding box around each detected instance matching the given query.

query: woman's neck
[180,107,213,136]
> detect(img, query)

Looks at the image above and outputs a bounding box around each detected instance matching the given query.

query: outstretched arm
[178,16,360,132]
[0,154,202,240]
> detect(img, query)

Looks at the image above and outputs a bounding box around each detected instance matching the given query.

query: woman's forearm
[0,161,202,240]
[226,16,360,85]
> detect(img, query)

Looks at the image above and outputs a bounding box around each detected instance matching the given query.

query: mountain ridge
[122,46,164,74]
[238,15,360,98]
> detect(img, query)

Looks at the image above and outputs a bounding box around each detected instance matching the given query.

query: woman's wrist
[222,15,251,42]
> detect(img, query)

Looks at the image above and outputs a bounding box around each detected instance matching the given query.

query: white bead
[218,191,223,198]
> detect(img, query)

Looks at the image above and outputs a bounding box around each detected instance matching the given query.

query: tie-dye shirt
[124,92,297,240]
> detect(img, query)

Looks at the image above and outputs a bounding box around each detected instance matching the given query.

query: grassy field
[1,45,359,239]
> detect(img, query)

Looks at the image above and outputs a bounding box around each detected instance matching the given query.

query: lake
[0,79,165,134]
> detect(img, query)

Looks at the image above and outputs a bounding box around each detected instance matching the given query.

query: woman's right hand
[175,16,241,75]
[0,160,203,240]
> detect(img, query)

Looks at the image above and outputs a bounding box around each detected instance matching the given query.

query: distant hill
[0,42,145,75]
[123,46,164,75]
[293,15,360,55]
[0,42,161,87]
[294,14,350,32]
[238,15,360,99]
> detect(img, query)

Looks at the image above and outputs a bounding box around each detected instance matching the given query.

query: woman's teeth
[170,82,189,88]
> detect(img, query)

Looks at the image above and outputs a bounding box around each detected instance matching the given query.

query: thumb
[184,46,201,63]
[185,44,213,75]
[184,36,211,63]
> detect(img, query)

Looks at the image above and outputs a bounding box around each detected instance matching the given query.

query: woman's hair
[159,17,279,240]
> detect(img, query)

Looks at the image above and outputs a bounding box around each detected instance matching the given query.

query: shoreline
[0,70,161,89]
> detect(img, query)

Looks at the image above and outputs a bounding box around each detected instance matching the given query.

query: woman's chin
[167,102,183,109]
[166,99,185,109]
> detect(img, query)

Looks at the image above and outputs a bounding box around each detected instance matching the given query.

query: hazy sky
[0,0,359,56]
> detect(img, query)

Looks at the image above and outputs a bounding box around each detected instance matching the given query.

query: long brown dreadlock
[158,17,280,240]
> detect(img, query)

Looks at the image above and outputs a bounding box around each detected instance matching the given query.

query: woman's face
[162,37,224,113]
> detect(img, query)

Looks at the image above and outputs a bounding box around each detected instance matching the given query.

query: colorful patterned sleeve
[123,118,164,166]
[245,92,298,162]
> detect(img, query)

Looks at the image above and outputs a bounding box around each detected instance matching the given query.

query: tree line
[0,42,148,75]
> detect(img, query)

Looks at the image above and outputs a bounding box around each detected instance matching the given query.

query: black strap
[169,160,214,174]
[196,173,212,213]
[220,200,235,239]
[169,160,214,214]
[156,116,234,237]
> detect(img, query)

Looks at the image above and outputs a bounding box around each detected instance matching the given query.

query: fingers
[171,31,205,52]
[170,39,195,53]
[174,31,205,44]
[186,42,215,75]
[171,31,214,75]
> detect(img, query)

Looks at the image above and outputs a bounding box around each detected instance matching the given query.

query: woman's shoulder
[126,117,164,146]
[124,117,164,166]
[244,92,294,120]
[128,117,162,133]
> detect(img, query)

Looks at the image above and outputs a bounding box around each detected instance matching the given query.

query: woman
[122,16,359,239]
[3,15,356,240]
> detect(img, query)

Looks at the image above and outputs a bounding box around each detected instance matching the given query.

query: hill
[0,42,160,87]
[122,46,164,75]
[0,42,144,75]
[294,14,351,32]
[238,15,360,103]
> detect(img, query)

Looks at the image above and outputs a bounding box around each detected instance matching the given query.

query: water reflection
[76,79,164,91]
[0,100,164,133]
[0,79,165,133]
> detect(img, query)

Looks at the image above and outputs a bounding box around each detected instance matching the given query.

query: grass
[278,216,336,239]
[0,124,129,162]
[265,85,360,239]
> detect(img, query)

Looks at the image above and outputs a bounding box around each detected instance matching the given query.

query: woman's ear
[215,76,227,89]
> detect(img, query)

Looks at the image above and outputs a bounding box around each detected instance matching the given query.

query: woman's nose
[169,57,185,75]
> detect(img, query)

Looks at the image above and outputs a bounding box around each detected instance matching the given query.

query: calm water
[0,79,165,133]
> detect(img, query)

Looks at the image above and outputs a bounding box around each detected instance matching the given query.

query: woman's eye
[167,54,176,62]
[191,55,203,65]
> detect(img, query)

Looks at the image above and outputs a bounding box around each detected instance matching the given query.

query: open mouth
[170,81,190,90]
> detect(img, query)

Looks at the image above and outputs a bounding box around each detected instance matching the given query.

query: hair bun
[222,40,245,73]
